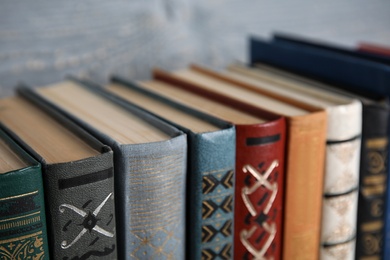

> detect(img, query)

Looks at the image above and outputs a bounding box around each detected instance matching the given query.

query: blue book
[249,36,390,97]
[273,32,390,66]
[250,35,390,260]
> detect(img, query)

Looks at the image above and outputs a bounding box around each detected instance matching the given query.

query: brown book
[154,66,328,260]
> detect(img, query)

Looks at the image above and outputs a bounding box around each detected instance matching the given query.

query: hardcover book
[249,38,390,260]
[0,128,49,260]
[0,92,117,260]
[227,63,362,260]
[124,75,287,260]
[153,67,327,260]
[30,80,188,260]
[82,76,236,260]
[272,32,390,65]
[249,36,390,97]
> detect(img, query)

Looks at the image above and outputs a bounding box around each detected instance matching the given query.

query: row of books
[0,33,389,260]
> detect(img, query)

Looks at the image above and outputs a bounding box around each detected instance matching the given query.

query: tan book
[153,66,328,260]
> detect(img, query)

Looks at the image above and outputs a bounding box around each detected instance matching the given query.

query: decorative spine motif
[356,138,388,259]
[201,169,234,259]
[240,160,279,260]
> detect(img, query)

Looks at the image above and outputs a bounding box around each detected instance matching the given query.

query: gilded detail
[240,160,279,260]
[0,232,44,260]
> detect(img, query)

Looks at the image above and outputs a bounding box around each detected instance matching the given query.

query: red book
[147,69,287,259]
[358,42,390,57]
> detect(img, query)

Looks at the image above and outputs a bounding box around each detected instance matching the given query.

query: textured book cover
[0,128,49,260]
[2,90,117,260]
[249,38,390,259]
[356,104,389,259]
[26,80,188,260]
[157,66,326,259]
[105,76,236,260]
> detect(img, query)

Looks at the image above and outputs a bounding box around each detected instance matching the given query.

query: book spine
[357,105,389,260]
[283,112,327,260]
[319,102,362,260]
[0,165,49,260]
[43,151,116,260]
[117,135,187,260]
[188,130,235,260]
[234,118,286,260]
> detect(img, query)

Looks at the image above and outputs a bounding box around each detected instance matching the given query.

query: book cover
[83,76,236,260]
[0,92,117,260]
[249,40,390,259]
[0,128,50,260]
[153,67,327,260]
[27,80,188,260]
[249,36,390,97]
[226,64,363,259]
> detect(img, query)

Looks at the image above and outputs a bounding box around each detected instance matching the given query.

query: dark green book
[0,128,49,260]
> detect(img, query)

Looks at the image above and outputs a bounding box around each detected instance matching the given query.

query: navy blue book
[250,35,390,260]
[249,36,390,97]
[273,32,390,66]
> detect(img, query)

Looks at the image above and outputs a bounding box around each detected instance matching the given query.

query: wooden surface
[0,0,389,97]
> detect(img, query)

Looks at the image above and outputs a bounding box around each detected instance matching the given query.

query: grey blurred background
[1,0,389,97]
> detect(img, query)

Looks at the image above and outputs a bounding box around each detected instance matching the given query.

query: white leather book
[200,63,362,260]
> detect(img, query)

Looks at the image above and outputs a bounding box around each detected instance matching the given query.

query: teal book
[21,80,188,260]
[105,76,235,260]
[0,94,117,260]
[0,128,49,260]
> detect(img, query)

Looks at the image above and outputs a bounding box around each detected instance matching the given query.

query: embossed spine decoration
[125,137,187,260]
[234,119,286,260]
[320,101,362,260]
[356,104,389,260]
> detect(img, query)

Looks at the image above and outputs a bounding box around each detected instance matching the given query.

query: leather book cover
[154,68,327,260]
[356,103,389,259]
[249,37,390,97]
[1,89,118,260]
[0,128,50,260]
[104,76,236,260]
[22,81,188,260]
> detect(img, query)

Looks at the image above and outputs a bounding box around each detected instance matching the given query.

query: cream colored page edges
[136,80,266,125]
[174,69,308,117]
[226,64,352,108]
[38,82,169,144]
[0,97,99,164]
[0,138,29,173]
[107,84,220,133]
